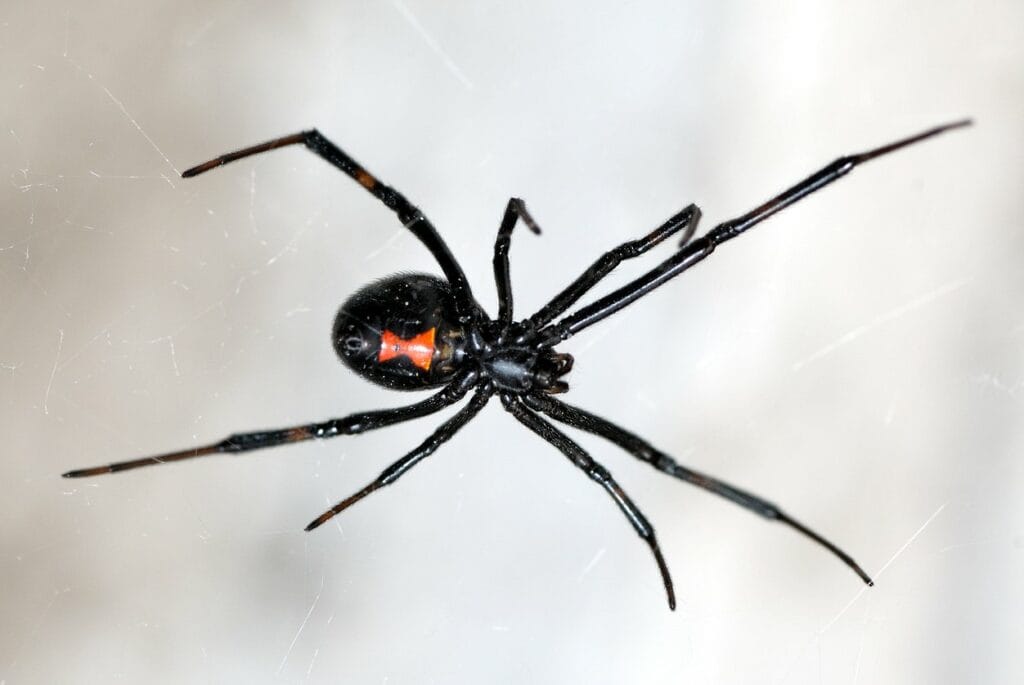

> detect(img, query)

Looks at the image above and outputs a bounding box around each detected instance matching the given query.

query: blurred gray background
[2,1,1021,683]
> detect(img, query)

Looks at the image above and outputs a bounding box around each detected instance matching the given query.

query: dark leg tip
[304,513,332,532]
[62,467,105,478]
[851,563,874,587]
[181,159,222,178]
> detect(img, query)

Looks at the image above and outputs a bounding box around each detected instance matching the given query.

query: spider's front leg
[501,393,677,610]
[525,394,874,586]
[63,371,480,478]
[523,203,701,335]
[536,120,971,346]
[492,198,542,333]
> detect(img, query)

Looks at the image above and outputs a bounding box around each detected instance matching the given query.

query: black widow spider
[65,119,970,609]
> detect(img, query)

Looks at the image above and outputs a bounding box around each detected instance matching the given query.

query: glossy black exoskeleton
[333,273,574,393]
[333,274,465,390]
[64,121,971,609]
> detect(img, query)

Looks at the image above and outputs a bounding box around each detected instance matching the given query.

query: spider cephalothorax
[471,332,575,395]
[64,120,970,609]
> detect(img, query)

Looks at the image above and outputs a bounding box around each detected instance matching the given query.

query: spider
[64,119,969,609]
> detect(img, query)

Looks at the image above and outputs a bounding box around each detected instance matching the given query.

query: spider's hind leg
[63,371,480,478]
[305,384,494,531]
[181,129,481,320]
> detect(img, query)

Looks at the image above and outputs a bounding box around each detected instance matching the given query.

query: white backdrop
[2,2,1021,683]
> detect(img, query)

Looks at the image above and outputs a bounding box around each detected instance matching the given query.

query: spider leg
[501,393,676,610]
[536,119,971,346]
[524,394,874,586]
[523,204,700,335]
[305,383,494,530]
[493,198,542,333]
[181,130,481,320]
[63,371,480,478]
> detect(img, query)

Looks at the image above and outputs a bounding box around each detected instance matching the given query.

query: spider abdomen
[333,273,465,390]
